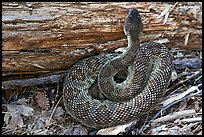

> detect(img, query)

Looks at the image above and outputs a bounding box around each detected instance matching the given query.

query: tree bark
[2,2,202,80]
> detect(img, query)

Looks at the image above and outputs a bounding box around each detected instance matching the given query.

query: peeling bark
[2,2,202,80]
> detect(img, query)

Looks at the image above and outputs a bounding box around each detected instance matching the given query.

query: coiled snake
[63,9,173,128]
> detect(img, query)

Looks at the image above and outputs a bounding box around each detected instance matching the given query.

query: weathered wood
[2,2,202,79]
[2,73,65,90]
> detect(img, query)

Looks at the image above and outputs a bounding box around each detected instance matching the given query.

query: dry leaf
[64,124,88,135]
[33,129,49,135]
[157,6,170,18]
[178,99,187,110]
[4,104,34,129]
[35,92,50,110]
[97,120,137,135]
[4,113,23,129]
[53,107,65,118]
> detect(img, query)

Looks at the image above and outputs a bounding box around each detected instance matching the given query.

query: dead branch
[2,73,65,90]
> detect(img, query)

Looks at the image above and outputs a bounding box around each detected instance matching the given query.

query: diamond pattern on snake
[63,8,173,128]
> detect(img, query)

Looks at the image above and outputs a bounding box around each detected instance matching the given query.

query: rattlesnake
[63,9,173,129]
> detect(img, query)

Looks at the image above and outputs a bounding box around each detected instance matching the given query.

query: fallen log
[2,2,202,80]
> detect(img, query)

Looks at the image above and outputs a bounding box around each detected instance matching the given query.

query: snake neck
[121,34,140,64]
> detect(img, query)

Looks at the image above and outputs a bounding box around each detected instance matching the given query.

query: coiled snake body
[63,9,173,128]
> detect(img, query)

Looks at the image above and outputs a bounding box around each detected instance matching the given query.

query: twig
[139,84,202,134]
[2,73,66,90]
[180,117,202,123]
[152,109,196,124]
[163,2,178,24]
[161,84,201,107]
[165,69,202,93]
[47,96,63,126]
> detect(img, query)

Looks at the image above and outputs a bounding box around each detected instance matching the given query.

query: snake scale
[63,9,173,128]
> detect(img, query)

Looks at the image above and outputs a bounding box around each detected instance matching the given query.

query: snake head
[124,9,143,38]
